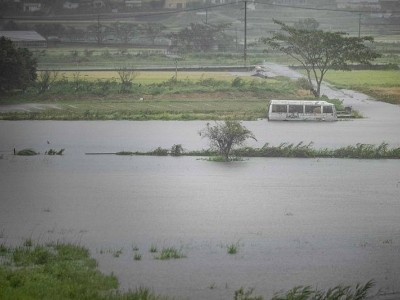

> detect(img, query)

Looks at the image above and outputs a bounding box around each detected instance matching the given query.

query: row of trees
[2,20,233,51]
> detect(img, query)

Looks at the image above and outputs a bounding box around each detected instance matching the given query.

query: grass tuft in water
[133,253,142,261]
[154,247,186,260]
[149,244,158,253]
[227,242,240,255]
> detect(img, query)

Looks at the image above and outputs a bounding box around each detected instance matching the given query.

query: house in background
[63,1,80,9]
[164,0,188,9]
[125,0,142,8]
[93,0,106,8]
[0,31,47,48]
[23,2,42,12]
[336,0,381,11]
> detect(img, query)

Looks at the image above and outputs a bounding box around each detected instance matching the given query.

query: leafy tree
[169,23,231,52]
[264,19,380,97]
[199,121,257,161]
[0,37,37,93]
[294,18,320,31]
[34,23,66,38]
[110,22,137,44]
[140,23,165,45]
[86,23,109,45]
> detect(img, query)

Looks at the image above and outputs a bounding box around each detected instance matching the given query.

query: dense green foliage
[0,243,118,299]
[199,121,257,161]
[0,37,37,93]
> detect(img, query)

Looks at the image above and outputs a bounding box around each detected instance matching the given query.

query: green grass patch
[0,242,118,299]
[0,73,304,121]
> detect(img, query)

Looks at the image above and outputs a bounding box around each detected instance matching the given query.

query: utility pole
[244,0,247,66]
[358,13,361,38]
[205,8,208,24]
[97,15,101,45]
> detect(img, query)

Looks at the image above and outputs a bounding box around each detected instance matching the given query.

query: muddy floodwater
[1,119,400,300]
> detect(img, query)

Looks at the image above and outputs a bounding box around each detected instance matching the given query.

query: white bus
[268,100,337,121]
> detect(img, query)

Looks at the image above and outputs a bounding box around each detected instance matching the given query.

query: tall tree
[169,23,231,52]
[264,19,380,97]
[110,22,137,44]
[0,37,37,94]
[140,23,165,45]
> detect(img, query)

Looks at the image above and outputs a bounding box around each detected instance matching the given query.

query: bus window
[323,106,333,113]
[305,105,321,113]
[271,104,287,113]
[289,105,303,113]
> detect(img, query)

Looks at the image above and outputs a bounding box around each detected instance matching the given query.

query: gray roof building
[0,31,47,48]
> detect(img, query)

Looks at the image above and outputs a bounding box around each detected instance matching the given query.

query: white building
[63,1,80,9]
[336,0,381,11]
[23,3,42,12]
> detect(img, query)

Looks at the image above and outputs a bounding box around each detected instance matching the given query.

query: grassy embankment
[0,71,316,121]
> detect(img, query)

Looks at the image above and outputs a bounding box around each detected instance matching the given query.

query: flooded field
[1,119,400,299]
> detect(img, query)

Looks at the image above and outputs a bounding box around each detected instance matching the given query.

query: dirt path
[0,103,62,113]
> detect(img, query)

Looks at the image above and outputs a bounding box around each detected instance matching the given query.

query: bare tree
[37,70,59,94]
[117,67,139,93]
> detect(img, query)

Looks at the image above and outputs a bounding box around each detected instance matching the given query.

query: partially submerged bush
[170,144,184,156]
[271,280,374,300]
[154,247,186,260]
[150,147,169,156]
[45,148,65,155]
[16,148,38,156]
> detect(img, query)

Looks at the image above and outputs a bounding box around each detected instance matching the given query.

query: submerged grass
[116,142,400,160]
[0,242,118,299]
[154,247,186,260]
[0,242,167,300]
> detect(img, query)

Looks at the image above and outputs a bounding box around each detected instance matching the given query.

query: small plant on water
[149,244,158,253]
[154,247,186,260]
[227,242,239,255]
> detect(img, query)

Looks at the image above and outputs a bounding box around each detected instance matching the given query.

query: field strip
[146,104,159,109]
[181,103,195,108]
[65,105,78,109]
